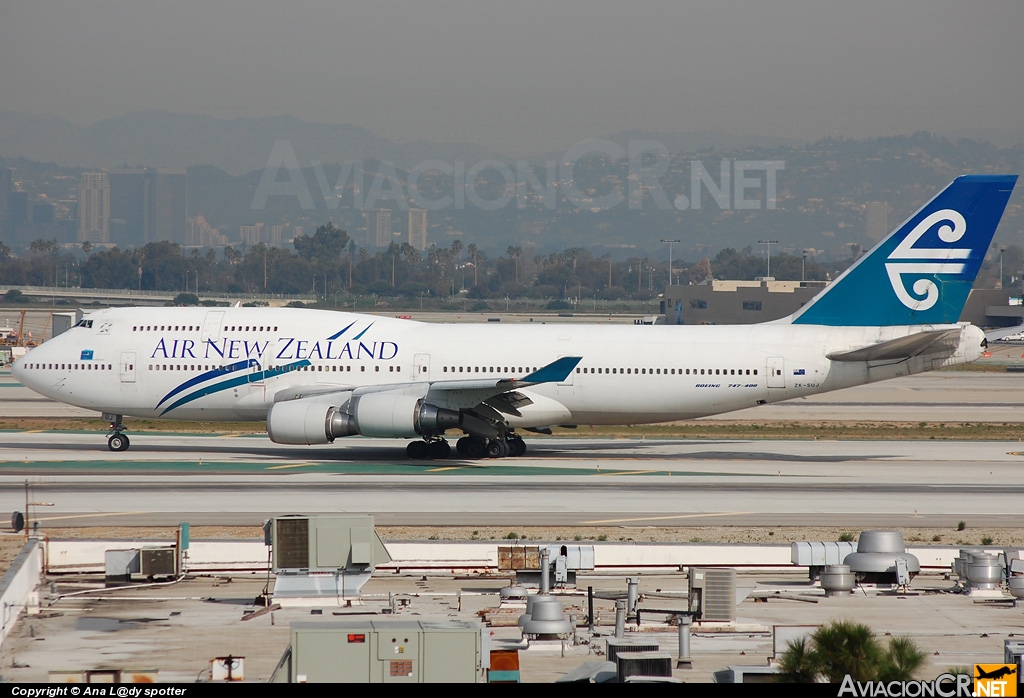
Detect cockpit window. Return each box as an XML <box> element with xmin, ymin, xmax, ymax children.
<box><xmin>73</xmin><ymin>320</ymin><xmax>94</xmax><ymax>328</ymax></box>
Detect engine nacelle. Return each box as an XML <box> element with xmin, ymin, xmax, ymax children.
<box><xmin>350</xmin><ymin>393</ymin><xmax>461</xmax><ymax>437</ymax></box>
<box><xmin>267</xmin><ymin>392</ymin><xmax>461</xmax><ymax>444</ymax></box>
<box><xmin>266</xmin><ymin>394</ymin><xmax>356</xmax><ymax>445</ymax></box>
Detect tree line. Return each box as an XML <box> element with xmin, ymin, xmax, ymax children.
<box><xmin>2</xmin><ymin>224</ymin><xmax>1014</xmax><ymax>303</ymax></box>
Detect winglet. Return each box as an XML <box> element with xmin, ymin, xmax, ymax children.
<box><xmin>522</xmin><ymin>356</ymin><xmax>582</xmax><ymax>384</ymax></box>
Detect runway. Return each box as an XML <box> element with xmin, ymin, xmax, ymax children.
<box><xmin>1</xmin><ymin>430</ymin><xmax>1023</xmax><ymax>528</ymax></box>
<box><xmin>2</xmin><ymin>365</ymin><xmax>1023</xmax><ymax>529</ymax></box>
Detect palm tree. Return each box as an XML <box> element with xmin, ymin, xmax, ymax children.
<box><xmin>812</xmin><ymin>620</ymin><xmax>882</xmax><ymax>683</ymax></box>
<box><xmin>467</xmin><ymin>243</ymin><xmax>478</xmax><ymax>286</ymax></box>
<box><xmin>507</xmin><ymin>245</ymin><xmax>522</xmax><ymax>285</ymax></box>
<box><xmin>775</xmin><ymin>637</ymin><xmax>818</xmax><ymax>683</ymax></box>
<box><xmin>878</xmin><ymin>636</ymin><xmax>926</xmax><ymax>682</ymax></box>
<box><xmin>775</xmin><ymin>620</ymin><xmax>924</xmax><ymax>684</ymax></box>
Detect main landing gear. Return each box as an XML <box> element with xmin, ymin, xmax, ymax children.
<box><xmin>104</xmin><ymin>413</ymin><xmax>130</xmax><ymax>452</ymax></box>
<box><xmin>405</xmin><ymin>433</ymin><xmax>527</xmax><ymax>460</ymax></box>
<box><xmin>406</xmin><ymin>438</ymin><xmax>451</xmax><ymax>460</ymax></box>
<box><xmin>456</xmin><ymin>434</ymin><xmax>526</xmax><ymax>459</ymax></box>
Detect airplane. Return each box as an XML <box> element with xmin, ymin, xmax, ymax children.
<box><xmin>11</xmin><ymin>174</ymin><xmax>1018</xmax><ymax>459</ymax></box>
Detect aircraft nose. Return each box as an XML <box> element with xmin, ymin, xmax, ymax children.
<box><xmin>10</xmin><ymin>353</ymin><xmax>28</xmax><ymax>386</ymax></box>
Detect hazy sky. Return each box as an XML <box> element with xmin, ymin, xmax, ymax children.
<box><xmin>1</xmin><ymin>1</ymin><xmax>1021</xmax><ymax>155</ymax></box>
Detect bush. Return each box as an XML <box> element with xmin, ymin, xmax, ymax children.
<box><xmin>957</xmin><ymin>521</ymin><xmax>966</xmax><ymax>531</ymax></box>
<box><xmin>4</xmin><ymin>289</ymin><xmax>28</xmax><ymax>303</ymax></box>
<box><xmin>171</xmin><ymin>292</ymin><xmax>199</xmax><ymax>306</ymax></box>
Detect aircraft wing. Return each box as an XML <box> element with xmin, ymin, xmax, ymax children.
<box><xmin>826</xmin><ymin>328</ymin><xmax>962</xmax><ymax>362</ymax></box>
<box><xmin>276</xmin><ymin>356</ymin><xmax>582</xmax><ymax>415</ymax></box>
<box><xmin>423</xmin><ymin>356</ymin><xmax>581</xmax><ymax>412</ymax></box>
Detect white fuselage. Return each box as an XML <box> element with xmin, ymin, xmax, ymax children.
<box><xmin>12</xmin><ymin>307</ymin><xmax>982</xmax><ymax>428</ymax></box>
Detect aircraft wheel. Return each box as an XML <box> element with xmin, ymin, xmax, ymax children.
<box><xmin>428</xmin><ymin>440</ymin><xmax>451</xmax><ymax>459</ymax></box>
<box><xmin>464</xmin><ymin>438</ymin><xmax>487</xmax><ymax>459</ymax></box>
<box><xmin>108</xmin><ymin>434</ymin><xmax>129</xmax><ymax>452</ymax></box>
<box><xmin>406</xmin><ymin>440</ymin><xmax>429</xmax><ymax>459</ymax></box>
<box><xmin>508</xmin><ymin>436</ymin><xmax>526</xmax><ymax>457</ymax></box>
<box><xmin>486</xmin><ymin>438</ymin><xmax>509</xmax><ymax>458</ymax></box>
<box><xmin>456</xmin><ymin>437</ymin><xmax>472</xmax><ymax>456</ymax></box>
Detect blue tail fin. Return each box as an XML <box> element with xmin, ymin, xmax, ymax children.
<box><xmin>791</xmin><ymin>174</ymin><xmax>1017</xmax><ymax>326</ymax></box>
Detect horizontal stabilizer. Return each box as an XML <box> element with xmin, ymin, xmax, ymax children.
<box><xmin>826</xmin><ymin>328</ymin><xmax>960</xmax><ymax>362</ymax></box>
<box><xmin>984</xmin><ymin>323</ymin><xmax>1024</xmax><ymax>343</ymax></box>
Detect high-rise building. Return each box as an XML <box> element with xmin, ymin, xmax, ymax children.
<box><xmin>109</xmin><ymin>169</ymin><xmax>187</xmax><ymax>247</ymax></box>
<box><xmin>0</xmin><ymin>169</ymin><xmax>12</xmax><ymax>247</ymax></box>
<box><xmin>239</xmin><ymin>223</ymin><xmax>264</xmax><ymax>245</ymax></box>
<box><xmin>78</xmin><ymin>172</ymin><xmax>110</xmax><ymax>243</ymax></box>
<box><xmin>32</xmin><ymin>203</ymin><xmax>55</xmax><ymax>225</ymax></box>
<box><xmin>365</xmin><ymin>208</ymin><xmax>392</xmax><ymax>247</ymax></box>
<box><xmin>864</xmin><ymin>202</ymin><xmax>889</xmax><ymax>242</ymax></box>
<box><xmin>186</xmin><ymin>214</ymin><xmax>227</xmax><ymax>247</ymax></box>
<box><xmin>408</xmin><ymin>208</ymin><xmax>427</xmax><ymax>251</ymax></box>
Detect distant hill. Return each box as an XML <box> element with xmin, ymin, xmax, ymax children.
<box><xmin>0</xmin><ymin>110</ymin><xmax>507</xmax><ymax>175</ymax></box>
<box><xmin>528</xmin><ymin>129</ymin><xmax>806</xmax><ymax>163</ymax></box>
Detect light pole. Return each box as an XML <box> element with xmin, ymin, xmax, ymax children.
<box><xmin>999</xmin><ymin>247</ymin><xmax>1005</xmax><ymax>289</ymax></box>
<box><xmin>758</xmin><ymin>240</ymin><xmax>778</xmax><ymax>279</ymax></box>
<box><xmin>661</xmin><ymin>239</ymin><xmax>680</xmax><ymax>286</ymax></box>
<box><xmin>801</xmin><ymin>249</ymin><xmax>809</xmax><ymax>284</ymax></box>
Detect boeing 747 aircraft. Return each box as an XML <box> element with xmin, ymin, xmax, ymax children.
<box><xmin>12</xmin><ymin>175</ymin><xmax>1017</xmax><ymax>458</ymax></box>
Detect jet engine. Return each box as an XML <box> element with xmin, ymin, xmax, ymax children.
<box><xmin>266</xmin><ymin>391</ymin><xmax>462</xmax><ymax>445</ymax></box>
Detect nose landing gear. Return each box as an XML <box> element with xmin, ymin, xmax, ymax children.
<box><xmin>104</xmin><ymin>413</ymin><xmax>130</xmax><ymax>452</ymax></box>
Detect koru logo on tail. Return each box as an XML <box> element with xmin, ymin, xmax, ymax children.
<box><xmin>885</xmin><ymin>209</ymin><xmax>970</xmax><ymax>311</ymax></box>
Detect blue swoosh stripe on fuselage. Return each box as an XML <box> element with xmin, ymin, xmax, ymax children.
<box><xmin>352</xmin><ymin>322</ymin><xmax>374</xmax><ymax>340</ymax></box>
<box><xmin>156</xmin><ymin>359</ymin><xmax>258</xmax><ymax>408</ymax></box>
<box><xmin>158</xmin><ymin>359</ymin><xmax>311</xmax><ymax>415</ymax></box>
<box><xmin>328</xmin><ymin>321</ymin><xmax>357</xmax><ymax>341</ymax></box>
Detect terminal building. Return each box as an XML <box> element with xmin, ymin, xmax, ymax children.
<box><xmin>661</xmin><ymin>279</ymin><xmax>1024</xmax><ymax>329</ymax></box>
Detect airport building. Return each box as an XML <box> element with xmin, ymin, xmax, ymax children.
<box><xmin>662</xmin><ymin>279</ymin><xmax>827</xmax><ymax>325</ymax></box>
<box><xmin>662</xmin><ymin>280</ymin><xmax>1024</xmax><ymax>328</ymax></box>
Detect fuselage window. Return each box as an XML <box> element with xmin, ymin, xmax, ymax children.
<box><xmin>361</xmin><ymin>366</ymin><xmax>365</xmax><ymax>372</ymax></box>
<box><xmin>443</xmin><ymin>367</ymin><xmax>448</xmax><ymax>372</ymax></box>
<box><xmin>459</xmin><ymin>367</ymin><xmax>464</xmax><ymax>373</ymax></box>
<box><xmin>375</xmin><ymin>366</ymin><xmax>380</xmax><ymax>372</ymax></box>
<box><xmin>575</xmin><ymin>368</ymin><xmax>580</xmax><ymax>373</ymax></box>
<box><xmin>346</xmin><ymin>366</ymin><xmax>351</xmax><ymax>372</ymax></box>
<box><xmin>753</xmin><ymin>369</ymin><xmax>758</xmax><ymax>375</ymax></box>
